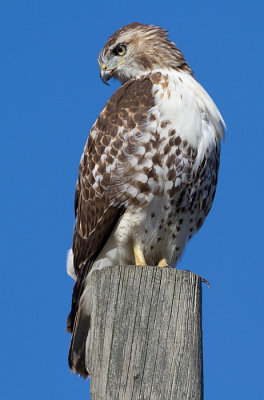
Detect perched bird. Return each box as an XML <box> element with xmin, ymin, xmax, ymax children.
<box><xmin>67</xmin><ymin>22</ymin><xmax>225</xmax><ymax>377</ymax></box>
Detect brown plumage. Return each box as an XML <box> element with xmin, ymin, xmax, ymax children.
<box><xmin>67</xmin><ymin>76</ymin><xmax>155</xmax><ymax>334</ymax></box>
<box><xmin>67</xmin><ymin>22</ymin><xmax>225</xmax><ymax>377</ymax></box>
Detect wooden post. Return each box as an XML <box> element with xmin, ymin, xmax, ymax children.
<box><xmin>87</xmin><ymin>265</ymin><xmax>203</xmax><ymax>400</ymax></box>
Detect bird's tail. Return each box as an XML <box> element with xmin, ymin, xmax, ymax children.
<box><xmin>67</xmin><ymin>262</ymin><xmax>94</xmax><ymax>378</ymax></box>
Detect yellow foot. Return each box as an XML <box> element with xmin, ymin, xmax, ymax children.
<box><xmin>133</xmin><ymin>243</ymin><xmax>147</xmax><ymax>266</ymax></box>
<box><xmin>158</xmin><ymin>258</ymin><xmax>168</xmax><ymax>268</ymax></box>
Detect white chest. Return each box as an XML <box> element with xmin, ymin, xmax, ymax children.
<box><xmin>148</xmin><ymin>70</ymin><xmax>224</xmax><ymax>153</ymax></box>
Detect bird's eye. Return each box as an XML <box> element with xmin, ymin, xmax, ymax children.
<box><xmin>114</xmin><ymin>44</ymin><xmax>126</xmax><ymax>56</ymax></box>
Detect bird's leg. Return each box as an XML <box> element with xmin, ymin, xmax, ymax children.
<box><xmin>133</xmin><ymin>243</ymin><xmax>147</xmax><ymax>266</ymax></box>
<box><xmin>158</xmin><ymin>258</ymin><xmax>168</xmax><ymax>268</ymax></box>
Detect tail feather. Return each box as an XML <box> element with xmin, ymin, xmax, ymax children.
<box><xmin>68</xmin><ymin>312</ymin><xmax>91</xmax><ymax>378</ymax></box>
<box><xmin>67</xmin><ymin>275</ymin><xmax>93</xmax><ymax>378</ymax></box>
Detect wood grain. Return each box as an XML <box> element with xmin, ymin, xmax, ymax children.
<box><xmin>88</xmin><ymin>265</ymin><xmax>203</xmax><ymax>400</ymax></box>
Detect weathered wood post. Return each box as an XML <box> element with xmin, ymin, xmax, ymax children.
<box><xmin>87</xmin><ymin>265</ymin><xmax>203</xmax><ymax>400</ymax></box>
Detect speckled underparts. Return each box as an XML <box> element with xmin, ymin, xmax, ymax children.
<box><xmin>67</xmin><ymin>23</ymin><xmax>225</xmax><ymax>377</ymax></box>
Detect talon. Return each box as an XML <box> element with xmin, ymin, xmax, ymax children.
<box><xmin>158</xmin><ymin>258</ymin><xmax>168</xmax><ymax>268</ymax></box>
<box><xmin>133</xmin><ymin>243</ymin><xmax>147</xmax><ymax>266</ymax></box>
<box><xmin>201</xmin><ymin>277</ymin><xmax>210</xmax><ymax>288</ymax></box>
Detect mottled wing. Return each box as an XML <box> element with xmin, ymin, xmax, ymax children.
<box><xmin>67</xmin><ymin>76</ymin><xmax>156</xmax><ymax>333</ymax></box>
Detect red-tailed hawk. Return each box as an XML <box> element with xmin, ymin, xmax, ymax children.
<box><xmin>67</xmin><ymin>22</ymin><xmax>225</xmax><ymax>377</ymax></box>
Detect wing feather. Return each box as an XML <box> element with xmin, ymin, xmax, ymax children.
<box><xmin>67</xmin><ymin>76</ymin><xmax>155</xmax><ymax>334</ymax></box>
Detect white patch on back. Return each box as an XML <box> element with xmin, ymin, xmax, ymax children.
<box><xmin>67</xmin><ymin>248</ymin><xmax>76</xmax><ymax>280</ymax></box>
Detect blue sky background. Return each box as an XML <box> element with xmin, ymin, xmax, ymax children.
<box><xmin>1</xmin><ymin>1</ymin><xmax>263</xmax><ymax>399</ymax></box>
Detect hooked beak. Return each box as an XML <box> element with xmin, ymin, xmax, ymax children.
<box><xmin>99</xmin><ymin>63</ymin><xmax>114</xmax><ymax>85</ymax></box>
<box><xmin>99</xmin><ymin>58</ymin><xmax>126</xmax><ymax>85</ymax></box>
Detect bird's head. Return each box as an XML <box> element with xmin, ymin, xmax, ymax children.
<box><xmin>98</xmin><ymin>23</ymin><xmax>192</xmax><ymax>85</ymax></box>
